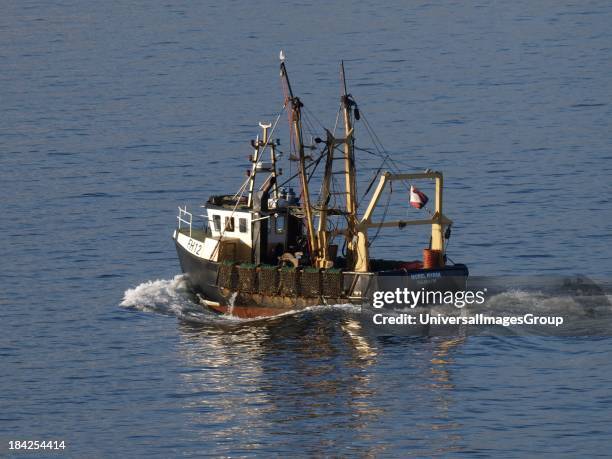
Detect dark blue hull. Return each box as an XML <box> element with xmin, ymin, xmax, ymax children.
<box><xmin>175</xmin><ymin>240</ymin><xmax>469</xmax><ymax>316</ymax></box>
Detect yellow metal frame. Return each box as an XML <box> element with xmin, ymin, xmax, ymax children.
<box><xmin>354</xmin><ymin>171</ymin><xmax>452</xmax><ymax>272</ymax></box>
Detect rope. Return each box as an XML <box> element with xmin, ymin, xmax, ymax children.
<box><xmin>210</xmin><ymin>98</ymin><xmax>284</xmax><ymax>258</ymax></box>
<box><xmin>232</xmin><ymin>176</ymin><xmax>251</xmax><ymax>200</ymax></box>
<box><xmin>258</xmin><ymin>108</ymin><xmax>285</xmax><ymax>159</ymax></box>
<box><xmin>357</xmin><ymin>108</ymin><xmax>435</xmax><ymax>217</ymax></box>
<box><xmin>332</xmin><ymin>106</ymin><xmax>341</xmax><ymax>136</ymax></box>
<box><xmin>368</xmin><ymin>181</ymin><xmax>392</xmax><ymax>247</ymax></box>
<box><xmin>360</xmin><ymin>111</ymin><xmax>419</xmax><ymax>185</ymax></box>
<box><xmin>303</xmin><ymin>105</ymin><xmax>327</xmax><ymax>132</ymax></box>
<box><xmin>277</xmin><ymin>148</ymin><xmax>330</xmax><ymax>188</ymax></box>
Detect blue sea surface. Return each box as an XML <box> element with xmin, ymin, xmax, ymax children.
<box><xmin>1</xmin><ymin>1</ymin><xmax>612</xmax><ymax>457</ymax></box>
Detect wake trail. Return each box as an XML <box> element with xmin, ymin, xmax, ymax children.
<box><xmin>120</xmin><ymin>275</ymin><xmax>359</xmax><ymax>325</ymax></box>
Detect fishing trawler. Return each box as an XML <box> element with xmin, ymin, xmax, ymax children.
<box><xmin>172</xmin><ymin>56</ymin><xmax>468</xmax><ymax>318</ymax></box>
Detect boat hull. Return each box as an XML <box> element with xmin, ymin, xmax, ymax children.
<box><xmin>175</xmin><ymin>239</ymin><xmax>468</xmax><ymax>318</ymax></box>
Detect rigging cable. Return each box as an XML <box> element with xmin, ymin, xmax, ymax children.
<box><xmin>368</xmin><ymin>181</ymin><xmax>392</xmax><ymax>247</ymax></box>
<box><xmin>277</xmin><ymin>148</ymin><xmax>330</xmax><ymax>188</ymax></box>
<box><xmin>357</xmin><ymin>108</ymin><xmax>435</xmax><ymax>217</ymax></box>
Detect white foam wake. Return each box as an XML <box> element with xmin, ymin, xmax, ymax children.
<box><xmin>484</xmin><ymin>289</ymin><xmax>612</xmax><ymax>317</ymax></box>
<box><xmin>120</xmin><ymin>275</ymin><xmax>360</xmax><ymax>324</ymax></box>
<box><xmin>120</xmin><ymin>274</ymin><xmax>198</xmax><ymax>315</ymax></box>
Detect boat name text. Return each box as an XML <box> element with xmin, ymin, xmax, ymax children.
<box><xmin>186</xmin><ymin>238</ymin><xmax>203</xmax><ymax>256</ymax></box>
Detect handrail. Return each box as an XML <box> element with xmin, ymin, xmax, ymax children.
<box><xmin>177</xmin><ymin>206</ymin><xmax>193</xmax><ymax>237</ymax></box>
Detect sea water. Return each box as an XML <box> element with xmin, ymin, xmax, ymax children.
<box><xmin>2</xmin><ymin>1</ymin><xmax>612</xmax><ymax>456</ymax></box>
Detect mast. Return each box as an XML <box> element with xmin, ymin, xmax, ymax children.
<box><xmin>340</xmin><ymin>61</ymin><xmax>363</xmax><ymax>270</ymax></box>
<box><xmin>316</xmin><ymin>131</ymin><xmax>335</xmax><ymax>268</ymax></box>
<box><xmin>258</xmin><ymin>122</ymin><xmax>280</xmax><ymax>200</ymax></box>
<box><xmin>246</xmin><ymin>122</ymin><xmax>279</xmax><ymax>208</ymax></box>
<box><xmin>246</xmin><ymin>133</ymin><xmax>260</xmax><ymax>208</ymax></box>
<box><xmin>280</xmin><ymin>60</ymin><xmax>318</xmax><ymax>262</ymax></box>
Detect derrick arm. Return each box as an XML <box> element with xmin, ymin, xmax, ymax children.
<box><xmin>355</xmin><ymin>171</ymin><xmax>451</xmax><ymax>270</ymax></box>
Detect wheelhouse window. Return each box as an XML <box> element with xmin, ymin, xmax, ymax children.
<box><xmin>213</xmin><ymin>214</ymin><xmax>221</xmax><ymax>231</ymax></box>
<box><xmin>239</xmin><ymin>218</ymin><xmax>247</xmax><ymax>233</ymax></box>
<box><xmin>275</xmin><ymin>214</ymin><xmax>285</xmax><ymax>234</ymax></box>
<box><xmin>225</xmin><ymin>216</ymin><xmax>235</xmax><ymax>232</ymax></box>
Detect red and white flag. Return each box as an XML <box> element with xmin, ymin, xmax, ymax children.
<box><xmin>410</xmin><ymin>185</ymin><xmax>428</xmax><ymax>209</ymax></box>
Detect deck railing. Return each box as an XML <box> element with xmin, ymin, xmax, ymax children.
<box><xmin>177</xmin><ymin>206</ymin><xmax>193</xmax><ymax>237</ymax></box>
